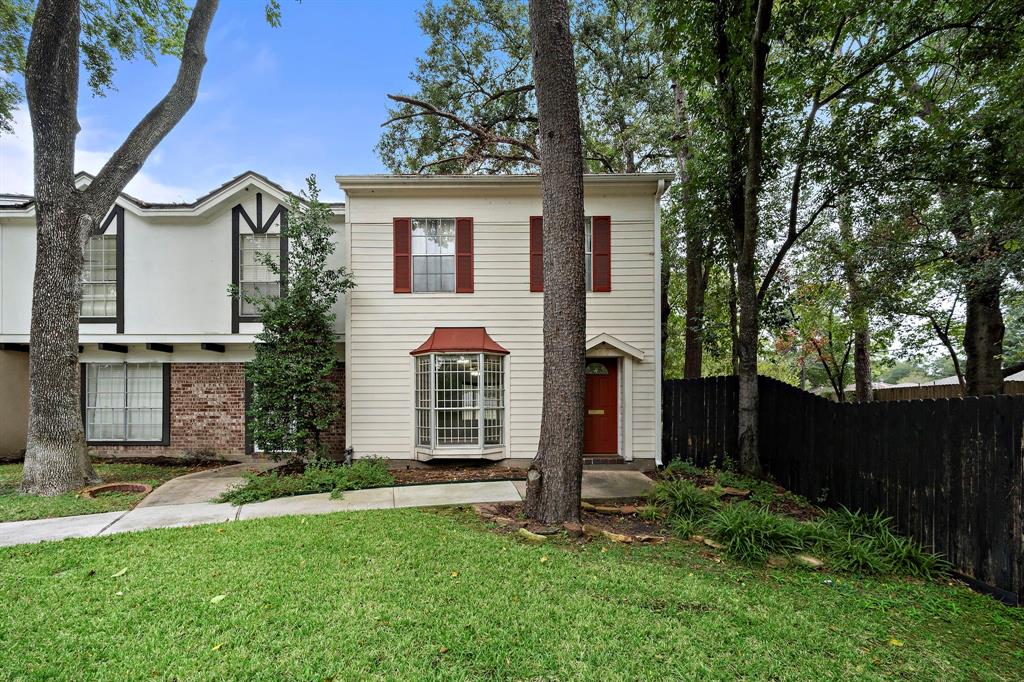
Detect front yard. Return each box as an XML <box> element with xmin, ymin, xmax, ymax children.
<box><xmin>1</xmin><ymin>508</ymin><xmax>1020</xmax><ymax>681</ymax></box>
<box><xmin>0</xmin><ymin>461</ymin><xmax>212</xmax><ymax>522</ymax></box>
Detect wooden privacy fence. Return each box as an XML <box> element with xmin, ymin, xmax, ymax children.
<box><xmin>872</xmin><ymin>382</ymin><xmax>1024</xmax><ymax>402</ymax></box>
<box><xmin>663</xmin><ymin>375</ymin><xmax>1024</xmax><ymax>605</ymax></box>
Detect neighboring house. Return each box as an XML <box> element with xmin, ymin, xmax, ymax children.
<box><xmin>0</xmin><ymin>171</ymin><xmax>670</xmax><ymax>466</ymax></box>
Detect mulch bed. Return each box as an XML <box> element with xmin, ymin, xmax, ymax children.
<box><xmin>391</xmin><ymin>466</ymin><xmax>528</xmax><ymax>485</ymax></box>
<box><xmin>257</xmin><ymin>461</ymin><xmax>529</xmax><ymax>486</ymax></box>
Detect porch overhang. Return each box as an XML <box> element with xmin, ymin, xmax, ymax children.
<box><xmin>585</xmin><ymin>333</ymin><xmax>645</xmax><ymax>361</ymax></box>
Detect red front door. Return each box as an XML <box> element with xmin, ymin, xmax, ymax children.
<box><xmin>584</xmin><ymin>358</ymin><xmax>618</xmax><ymax>454</ymax></box>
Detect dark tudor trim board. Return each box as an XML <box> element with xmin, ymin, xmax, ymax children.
<box><xmin>79</xmin><ymin>362</ymin><xmax>172</xmax><ymax>447</ymax></box>
<box><xmin>80</xmin><ymin>206</ymin><xmax>125</xmax><ymax>334</ymax></box>
<box><xmin>231</xmin><ymin>192</ymin><xmax>289</xmax><ymax>333</ymax></box>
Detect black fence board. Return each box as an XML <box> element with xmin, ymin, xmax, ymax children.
<box><xmin>662</xmin><ymin>376</ymin><xmax>1024</xmax><ymax>605</ymax></box>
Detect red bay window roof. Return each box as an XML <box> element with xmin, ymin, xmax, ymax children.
<box><xmin>410</xmin><ymin>327</ymin><xmax>509</xmax><ymax>356</ymax></box>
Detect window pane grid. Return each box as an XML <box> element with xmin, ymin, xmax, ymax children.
<box><xmin>411</xmin><ymin>218</ymin><xmax>455</xmax><ymax>292</ymax></box>
<box><xmin>585</xmin><ymin>216</ymin><xmax>593</xmax><ymax>292</ymax></box>
<box><xmin>417</xmin><ymin>353</ymin><xmax>504</xmax><ymax>449</ymax></box>
<box><xmin>240</xmin><ymin>234</ymin><xmax>281</xmax><ymax>316</ymax></box>
<box><xmin>81</xmin><ymin>235</ymin><xmax>117</xmax><ymax>317</ymax></box>
<box><xmin>85</xmin><ymin>363</ymin><xmax>163</xmax><ymax>442</ymax></box>
<box><xmin>415</xmin><ymin>356</ymin><xmax>432</xmax><ymax>447</ymax></box>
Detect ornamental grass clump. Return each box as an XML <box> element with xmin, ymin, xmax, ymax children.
<box><xmin>706</xmin><ymin>503</ymin><xmax>805</xmax><ymax>565</ymax></box>
<box><xmin>649</xmin><ymin>479</ymin><xmax>719</xmax><ymax>522</ymax></box>
<box><xmin>815</xmin><ymin>506</ymin><xmax>948</xmax><ymax>579</ymax></box>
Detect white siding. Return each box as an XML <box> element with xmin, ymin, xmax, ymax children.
<box><xmin>0</xmin><ymin>186</ymin><xmax>346</xmax><ymax>342</ymax></box>
<box><xmin>345</xmin><ymin>186</ymin><xmax>660</xmax><ymax>461</ymax></box>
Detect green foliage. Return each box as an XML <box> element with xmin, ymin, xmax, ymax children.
<box><xmin>648</xmin><ymin>479</ymin><xmax>718</xmax><ymax>521</ymax></box>
<box><xmin>217</xmin><ymin>459</ymin><xmax>395</xmax><ymax>505</ymax></box>
<box><xmin>661</xmin><ymin>459</ymin><xmax>702</xmax><ymax>479</ymax></box>
<box><xmin>706</xmin><ymin>504</ymin><xmax>805</xmax><ymax>565</ymax></box>
<box><xmin>816</xmin><ymin>507</ymin><xmax>949</xmax><ymax>579</ymax></box>
<box><xmin>0</xmin><ymin>1</ymin><xmax>283</xmax><ymax>133</ymax></box>
<box><xmin>234</xmin><ymin>175</ymin><xmax>355</xmax><ymax>458</ymax></box>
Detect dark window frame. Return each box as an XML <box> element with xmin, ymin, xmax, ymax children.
<box><xmin>79</xmin><ymin>362</ymin><xmax>171</xmax><ymax>446</ymax></box>
<box><xmin>231</xmin><ymin>192</ymin><xmax>289</xmax><ymax>333</ymax></box>
<box><xmin>79</xmin><ymin>206</ymin><xmax>125</xmax><ymax>333</ymax></box>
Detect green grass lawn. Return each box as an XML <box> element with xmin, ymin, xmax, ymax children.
<box><xmin>0</xmin><ymin>462</ymin><xmax>204</xmax><ymax>522</ymax></box>
<box><xmin>1</xmin><ymin>509</ymin><xmax>1020</xmax><ymax>681</ymax></box>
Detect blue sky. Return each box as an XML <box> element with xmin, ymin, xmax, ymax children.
<box><xmin>0</xmin><ymin>0</ymin><xmax>430</xmax><ymax>202</ymax></box>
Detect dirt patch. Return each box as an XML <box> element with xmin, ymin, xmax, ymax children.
<box><xmin>81</xmin><ymin>482</ymin><xmax>153</xmax><ymax>498</ymax></box>
<box><xmin>477</xmin><ymin>500</ymin><xmax>669</xmax><ymax>539</ymax></box>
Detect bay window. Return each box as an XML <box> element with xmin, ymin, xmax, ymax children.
<box><xmin>415</xmin><ymin>353</ymin><xmax>505</xmax><ymax>450</ymax></box>
<box><xmin>83</xmin><ymin>363</ymin><xmax>167</xmax><ymax>443</ymax></box>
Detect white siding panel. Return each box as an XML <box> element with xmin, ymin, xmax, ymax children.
<box><xmin>346</xmin><ymin>189</ymin><xmax>659</xmax><ymax>461</ymax></box>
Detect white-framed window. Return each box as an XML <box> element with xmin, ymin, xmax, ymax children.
<box><xmin>81</xmin><ymin>235</ymin><xmax>117</xmax><ymax>317</ymax></box>
<box><xmin>84</xmin><ymin>363</ymin><xmax>165</xmax><ymax>442</ymax></box>
<box><xmin>239</xmin><ymin>233</ymin><xmax>281</xmax><ymax>316</ymax></box>
<box><xmin>584</xmin><ymin>216</ymin><xmax>593</xmax><ymax>292</ymax></box>
<box><xmin>415</xmin><ymin>353</ymin><xmax>504</xmax><ymax>449</ymax></box>
<box><xmin>411</xmin><ymin>218</ymin><xmax>455</xmax><ymax>292</ymax></box>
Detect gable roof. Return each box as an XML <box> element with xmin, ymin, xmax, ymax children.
<box><xmin>0</xmin><ymin>171</ymin><xmax>345</xmax><ymax>218</ymax></box>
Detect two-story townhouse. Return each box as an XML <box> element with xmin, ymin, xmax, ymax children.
<box><xmin>0</xmin><ymin>171</ymin><xmax>347</xmax><ymax>460</ymax></box>
<box><xmin>338</xmin><ymin>173</ymin><xmax>671</xmax><ymax>466</ymax></box>
<box><xmin>0</xmin><ymin>171</ymin><xmax>670</xmax><ymax>467</ymax></box>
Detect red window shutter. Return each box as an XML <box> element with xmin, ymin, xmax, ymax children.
<box><xmin>592</xmin><ymin>215</ymin><xmax>611</xmax><ymax>292</ymax></box>
<box><xmin>455</xmin><ymin>217</ymin><xmax>474</xmax><ymax>293</ymax></box>
<box><xmin>529</xmin><ymin>216</ymin><xmax>543</xmax><ymax>292</ymax></box>
<box><xmin>393</xmin><ymin>218</ymin><xmax>412</xmax><ymax>293</ymax></box>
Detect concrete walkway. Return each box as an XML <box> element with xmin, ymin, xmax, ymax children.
<box><xmin>0</xmin><ymin>471</ymin><xmax>653</xmax><ymax>548</ymax></box>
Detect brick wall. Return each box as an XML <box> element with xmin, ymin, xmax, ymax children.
<box><xmin>321</xmin><ymin>365</ymin><xmax>346</xmax><ymax>459</ymax></box>
<box><xmin>90</xmin><ymin>362</ymin><xmax>346</xmax><ymax>461</ymax></box>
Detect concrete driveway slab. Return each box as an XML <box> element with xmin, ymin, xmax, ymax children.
<box><xmin>101</xmin><ymin>501</ymin><xmax>236</xmax><ymax>535</ymax></box>
<box><xmin>393</xmin><ymin>480</ymin><xmax>521</xmax><ymax>508</ymax></box>
<box><xmin>0</xmin><ymin>511</ymin><xmax>125</xmax><ymax>547</ymax></box>
<box><xmin>238</xmin><ymin>487</ymin><xmax>395</xmax><ymax>520</ymax></box>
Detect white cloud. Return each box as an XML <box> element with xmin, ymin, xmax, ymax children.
<box><xmin>0</xmin><ymin>108</ymin><xmax>198</xmax><ymax>203</ymax></box>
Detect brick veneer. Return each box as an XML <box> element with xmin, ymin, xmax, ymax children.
<box><xmin>88</xmin><ymin>362</ymin><xmax>346</xmax><ymax>460</ymax></box>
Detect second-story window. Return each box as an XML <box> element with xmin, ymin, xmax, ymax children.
<box><xmin>412</xmin><ymin>218</ymin><xmax>455</xmax><ymax>292</ymax></box>
<box><xmin>584</xmin><ymin>216</ymin><xmax>593</xmax><ymax>291</ymax></box>
<box><xmin>239</xmin><ymin>233</ymin><xmax>281</xmax><ymax>316</ymax></box>
<box><xmin>81</xmin><ymin>234</ymin><xmax>117</xmax><ymax>317</ymax></box>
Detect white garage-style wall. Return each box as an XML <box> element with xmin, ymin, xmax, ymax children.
<box><xmin>339</xmin><ymin>174</ymin><xmax>670</xmax><ymax>463</ymax></box>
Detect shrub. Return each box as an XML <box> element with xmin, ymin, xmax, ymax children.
<box><xmin>218</xmin><ymin>458</ymin><xmax>395</xmax><ymax>505</ymax></box>
<box><xmin>328</xmin><ymin>458</ymin><xmax>394</xmax><ymax>496</ymax></box>
<box><xmin>217</xmin><ymin>472</ymin><xmax>309</xmax><ymax>505</ymax></box>
<box><xmin>706</xmin><ymin>503</ymin><xmax>805</xmax><ymax>564</ymax></box>
<box><xmin>649</xmin><ymin>479</ymin><xmax>718</xmax><ymax>521</ymax></box>
<box><xmin>662</xmin><ymin>460</ymin><xmax>702</xmax><ymax>478</ymax></box>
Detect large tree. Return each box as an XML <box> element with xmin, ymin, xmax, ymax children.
<box><xmin>523</xmin><ymin>0</ymin><xmax>587</xmax><ymax>524</ymax></box>
<box><xmin>7</xmin><ymin>0</ymin><xmax>231</xmax><ymax>495</ymax></box>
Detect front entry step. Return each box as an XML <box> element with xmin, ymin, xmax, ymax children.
<box><xmin>583</xmin><ymin>455</ymin><xmax>625</xmax><ymax>466</ymax></box>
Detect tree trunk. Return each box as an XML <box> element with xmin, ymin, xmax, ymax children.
<box><xmin>944</xmin><ymin>189</ymin><xmax>1005</xmax><ymax>396</ymax></box>
<box><xmin>736</xmin><ymin>0</ymin><xmax>773</xmax><ymax>477</ymax></box>
<box><xmin>963</xmin><ymin>282</ymin><xmax>1004</xmax><ymax>395</ymax></box>
<box><xmin>672</xmin><ymin>82</ymin><xmax>705</xmax><ymax>379</ymax></box>
<box><xmin>21</xmin><ymin>0</ymin><xmax>217</xmax><ymax>495</ymax></box>
<box><xmin>838</xmin><ymin>196</ymin><xmax>872</xmax><ymax>402</ymax></box>
<box><xmin>524</xmin><ymin>0</ymin><xmax>586</xmax><ymax>524</ymax></box>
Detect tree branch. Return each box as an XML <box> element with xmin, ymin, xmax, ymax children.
<box><xmin>84</xmin><ymin>0</ymin><xmax>218</xmax><ymax>214</ymax></box>
<box><xmin>757</xmin><ymin>193</ymin><xmax>834</xmax><ymax>304</ymax></box>
<box><xmin>385</xmin><ymin>93</ymin><xmax>539</xmax><ymax>159</ymax></box>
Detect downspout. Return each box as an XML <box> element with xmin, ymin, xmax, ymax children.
<box><xmin>654</xmin><ymin>178</ymin><xmax>667</xmax><ymax>466</ymax></box>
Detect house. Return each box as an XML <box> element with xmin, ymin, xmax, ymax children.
<box><xmin>0</xmin><ymin>171</ymin><xmax>670</xmax><ymax>467</ymax></box>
